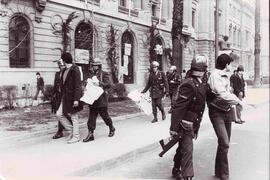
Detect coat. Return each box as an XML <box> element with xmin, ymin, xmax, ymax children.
<box><xmin>88</xmin><ymin>69</ymin><xmax>111</xmax><ymax>108</ymax></box>
<box><xmin>232</xmin><ymin>74</ymin><xmax>245</xmax><ymax>98</ymax></box>
<box><xmin>142</xmin><ymin>70</ymin><xmax>169</xmax><ymax>99</ymax></box>
<box><xmin>166</xmin><ymin>71</ymin><xmax>181</xmax><ymax>94</ymax></box>
<box><xmin>170</xmin><ymin>77</ymin><xmax>208</xmax><ymax>135</ymax></box>
<box><xmin>61</xmin><ymin>64</ymin><xmax>83</xmax><ymax>114</ymax></box>
<box><xmin>51</xmin><ymin>71</ymin><xmax>62</xmax><ymax>113</ymax></box>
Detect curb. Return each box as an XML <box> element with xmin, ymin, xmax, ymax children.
<box><xmin>69</xmin><ymin>142</ymin><xmax>160</xmax><ymax>177</ymax></box>
<box><xmin>0</xmin><ymin>111</ymin><xmax>148</xmax><ymax>147</ymax></box>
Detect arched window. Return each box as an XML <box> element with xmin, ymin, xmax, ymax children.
<box><xmin>9</xmin><ymin>15</ymin><xmax>31</xmax><ymax>68</ymax></box>
<box><xmin>75</xmin><ymin>22</ymin><xmax>93</xmax><ymax>80</ymax></box>
<box><xmin>121</xmin><ymin>31</ymin><xmax>134</xmax><ymax>84</ymax></box>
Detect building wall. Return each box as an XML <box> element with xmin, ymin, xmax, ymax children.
<box><xmin>0</xmin><ymin>0</ymin><xmax>173</xmax><ymax>95</ymax></box>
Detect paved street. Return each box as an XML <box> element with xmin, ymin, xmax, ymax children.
<box><xmin>90</xmin><ymin>103</ymin><xmax>269</xmax><ymax>180</ymax></box>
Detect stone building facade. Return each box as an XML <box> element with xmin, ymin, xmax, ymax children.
<box><xmin>0</xmin><ymin>0</ymin><xmax>263</xmax><ymax>107</ymax></box>
<box><xmin>0</xmin><ymin>0</ymin><xmax>174</xmax><ymax>106</ymax></box>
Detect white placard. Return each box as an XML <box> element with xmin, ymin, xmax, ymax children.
<box><xmin>75</xmin><ymin>49</ymin><xmax>89</xmax><ymax>64</ymax></box>
<box><xmin>80</xmin><ymin>78</ymin><xmax>104</xmax><ymax>105</ymax></box>
<box><xmin>124</xmin><ymin>43</ymin><xmax>131</xmax><ymax>56</ymax></box>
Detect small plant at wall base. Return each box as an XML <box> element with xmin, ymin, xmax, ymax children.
<box><xmin>106</xmin><ymin>24</ymin><xmax>119</xmax><ymax>84</ymax></box>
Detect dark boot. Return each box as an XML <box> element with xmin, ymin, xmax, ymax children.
<box><xmin>108</xmin><ymin>126</ymin><xmax>115</xmax><ymax>137</ymax></box>
<box><xmin>83</xmin><ymin>131</ymin><xmax>94</xmax><ymax>142</ymax></box>
<box><xmin>161</xmin><ymin>109</ymin><xmax>166</xmax><ymax>120</ymax></box>
<box><xmin>152</xmin><ymin>113</ymin><xmax>158</xmax><ymax>123</ymax></box>
<box><xmin>183</xmin><ymin>177</ymin><xmax>192</xmax><ymax>180</ymax></box>
<box><xmin>52</xmin><ymin>131</ymin><xmax>63</xmax><ymax>139</ymax></box>
<box><xmin>172</xmin><ymin>167</ymin><xmax>182</xmax><ymax>179</ymax></box>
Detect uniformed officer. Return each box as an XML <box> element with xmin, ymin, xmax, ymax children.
<box><xmin>166</xmin><ymin>65</ymin><xmax>182</xmax><ymax>113</ymax></box>
<box><xmin>170</xmin><ymin>55</ymin><xmax>209</xmax><ymax>180</ymax></box>
<box><xmin>83</xmin><ymin>59</ymin><xmax>115</xmax><ymax>142</ymax></box>
<box><xmin>141</xmin><ymin>61</ymin><xmax>169</xmax><ymax>123</ymax></box>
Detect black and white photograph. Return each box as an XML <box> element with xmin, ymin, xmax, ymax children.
<box><xmin>0</xmin><ymin>0</ymin><xmax>269</xmax><ymax>180</ymax></box>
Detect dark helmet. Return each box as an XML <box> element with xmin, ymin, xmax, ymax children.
<box><xmin>237</xmin><ymin>65</ymin><xmax>244</xmax><ymax>72</ymax></box>
<box><xmin>190</xmin><ymin>55</ymin><xmax>208</xmax><ymax>76</ymax></box>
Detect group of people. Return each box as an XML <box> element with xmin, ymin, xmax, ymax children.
<box><xmin>46</xmin><ymin>51</ymin><xmax>245</xmax><ymax>179</ymax></box>
<box><xmin>50</xmin><ymin>52</ymin><xmax>115</xmax><ymax>144</ymax></box>
<box><xmin>168</xmin><ymin>54</ymin><xmax>246</xmax><ymax>180</ymax></box>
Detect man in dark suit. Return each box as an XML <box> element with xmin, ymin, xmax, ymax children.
<box><xmin>58</xmin><ymin>52</ymin><xmax>83</xmax><ymax>144</ymax></box>
<box><xmin>51</xmin><ymin>59</ymin><xmax>71</xmax><ymax>139</ymax></box>
<box><xmin>232</xmin><ymin>65</ymin><xmax>245</xmax><ymax>100</ymax></box>
<box><xmin>166</xmin><ymin>65</ymin><xmax>182</xmax><ymax>113</ymax></box>
<box><xmin>83</xmin><ymin>59</ymin><xmax>115</xmax><ymax>142</ymax></box>
<box><xmin>141</xmin><ymin>61</ymin><xmax>169</xmax><ymax>123</ymax></box>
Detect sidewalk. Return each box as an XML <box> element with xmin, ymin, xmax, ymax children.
<box><xmin>0</xmin><ymin>86</ymin><xmax>268</xmax><ymax>179</ymax></box>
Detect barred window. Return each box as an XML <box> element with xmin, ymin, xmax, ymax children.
<box><xmin>9</xmin><ymin>15</ymin><xmax>30</xmax><ymax>68</ymax></box>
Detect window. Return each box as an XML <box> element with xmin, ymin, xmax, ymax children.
<box><xmin>75</xmin><ymin>22</ymin><xmax>93</xmax><ymax>81</ymax></box>
<box><xmin>121</xmin><ymin>31</ymin><xmax>134</xmax><ymax>84</ymax></box>
<box><xmin>119</xmin><ymin>0</ymin><xmax>126</xmax><ymax>7</ymax></box>
<box><xmin>151</xmin><ymin>3</ymin><xmax>157</xmax><ymax>17</ymax></box>
<box><xmin>9</xmin><ymin>15</ymin><xmax>31</xmax><ymax>68</ymax></box>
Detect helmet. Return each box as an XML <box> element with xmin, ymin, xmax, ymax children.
<box><xmin>151</xmin><ymin>61</ymin><xmax>159</xmax><ymax>68</ymax></box>
<box><xmin>170</xmin><ymin>65</ymin><xmax>177</xmax><ymax>71</ymax></box>
<box><xmin>190</xmin><ymin>55</ymin><xmax>208</xmax><ymax>76</ymax></box>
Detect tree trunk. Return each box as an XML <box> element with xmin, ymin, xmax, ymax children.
<box><xmin>171</xmin><ymin>0</ymin><xmax>183</xmax><ymax>72</ymax></box>
<box><xmin>254</xmin><ymin>0</ymin><xmax>261</xmax><ymax>87</ymax></box>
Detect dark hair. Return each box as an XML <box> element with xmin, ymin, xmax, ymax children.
<box><xmin>36</xmin><ymin>72</ymin><xmax>40</xmax><ymax>75</ymax></box>
<box><xmin>237</xmin><ymin>65</ymin><xmax>244</xmax><ymax>72</ymax></box>
<box><xmin>216</xmin><ymin>54</ymin><xmax>233</xmax><ymax>70</ymax></box>
<box><xmin>61</xmin><ymin>52</ymin><xmax>73</xmax><ymax>64</ymax></box>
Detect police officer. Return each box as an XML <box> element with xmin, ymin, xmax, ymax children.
<box><xmin>83</xmin><ymin>59</ymin><xmax>115</xmax><ymax>142</ymax></box>
<box><xmin>166</xmin><ymin>65</ymin><xmax>182</xmax><ymax>113</ymax></box>
<box><xmin>170</xmin><ymin>55</ymin><xmax>208</xmax><ymax>180</ymax></box>
<box><xmin>141</xmin><ymin>61</ymin><xmax>169</xmax><ymax>123</ymax></box>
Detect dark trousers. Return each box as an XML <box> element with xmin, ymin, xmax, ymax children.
<box><xmin>34</xmin><ymin>87</ymin><xmax>45</xmax><ymax>100</ymax></box>
<box><xmin>87</xmin><ymin>106</ymin><xmax>113</xmax><ymax>131</ymax></box>
<box><xmin>173</xmin><ymin>124</ymin><xmax>194</xmax><ymax>178</ymax></box>
<box><xmin>151</xmin><ymin>97</ymin><xmax>165</xmax><ymax>118</ymax></box>
<box><xmin>209</xmin><ymin>108</ymin><xmax>232</xmax><ymax>180</ymax></box>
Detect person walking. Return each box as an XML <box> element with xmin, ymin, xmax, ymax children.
<box><xmin>34</xmin><ymin>72</ymin><xmax>46</xmax><ymax>101</ymax></box>
<box><xmin>207</xmin><ymin>53</ymin><xmax>244</xmax><ymax>180</ymax></box>
<box><xmin>57</xmin><ymin>52</ymin><xmax>83</xmax><ymax>144</ymax></box>
<box><xmin>170</xmin><ymin>55</ymin><xmax>209</xmax><ymax>180</ymax></box>
<box><xmin>232</xmin><ymin>65</ymin><xmax>245</xmax><ymax>100</ymax></box>
<box><xmin>83</xmin><ymin>59</ymin><xmax>115</xmax><ymax>142</ymax></box>
<box><xmin>141</xmin><ymin>61</ymin><xmax>169</xmax><ymax>123</ymax></box>
<box><xmin>166</xmin><ymin>65</ymin><xmax>181</xmax><ymax>113</ymax></box>
<box><xmin>51</xmin><ymin>59</ymin><xmax>71</xmax><ymax>139</ymax></box>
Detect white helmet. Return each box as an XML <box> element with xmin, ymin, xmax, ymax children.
<box><xmin>151</xmin><ymin>61</ymin><xmax>159</xmax><ymax>68</ymax></box>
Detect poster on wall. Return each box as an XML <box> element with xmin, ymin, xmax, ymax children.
<box><xmin>75</xmin><ymin>49</ymin><xmax>89</xmax><ymax>64</ymax></box>
<box><xmin>124</xmin><ymin>43</ymin><xmax>131</xmax><ymax>56</ymax></box>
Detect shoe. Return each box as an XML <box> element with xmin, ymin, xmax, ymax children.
<box><xmin>108</xmin><ymin>126</ymin><xmax>115</xmax><ymax>137</ymax></box>
<box><xmin>168</xmin><ymin>109</ymin><xmax>172</xmax><ymax>114</ymax></box>
<box><xmin>235</xmin><ymin>119</ymin><xmax>244</xmax><ymax>124</ymax></box>
<box><xmin>52</xmin><ymin>132</ymin><xmax>63</xmax><ymax>139</ymax></box>
<box><xmin>83</xmin><ymin>132</ymin><xmax>94</xmax><ymax>142</ymax></box>
<box><xmin>172</xmin><ymin>167</ymin><xmax>182</xmax><ymax>179</ymax></box>
<box><xmin>67</xmin><ymin>137</ymin><xmax>80</xmax><ymax>144</ymax></box>
<box><xmin>162</xmin><ymin>113</ymin><xmax>166</xmax><ymax>120</ymax></box>
<box><xmin>151</xmin><ymin>119</ymin><xmax>158</xmax><ymax>123</ymax></box>
<box><xmin>183</xmin><ymin>177</ymin><xmax>192</xmax><ymax>180</ymax></box>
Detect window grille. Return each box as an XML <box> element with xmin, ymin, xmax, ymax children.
<box><xmin>9</xmin><ymin>15</ymin><xmax>30</xmax><ymax>68</ymax></box>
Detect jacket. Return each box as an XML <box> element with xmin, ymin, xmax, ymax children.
<box><xmin>142</xmin><ymin>70</ymin><xmax>169</xmax><ymax>99</ymax></box>
<box><xmin>60</xmin><ymin>64</ymin><xmax>83</xmax><ymax>114</ymax></box>
<box><xmin>88</xmin><ymin>69</ymin><xmax>112</xmax><ymax>108</ymax></box>
<box><xmin>170</xmin><ymin>77</ymin><xmax>208</xmax><ymax>135</ymax></box>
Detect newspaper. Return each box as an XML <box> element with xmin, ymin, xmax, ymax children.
<box><xmin>128</xmin><ymin>89</ymin><xmax>152</xmax><ymax>115</ymax></box>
